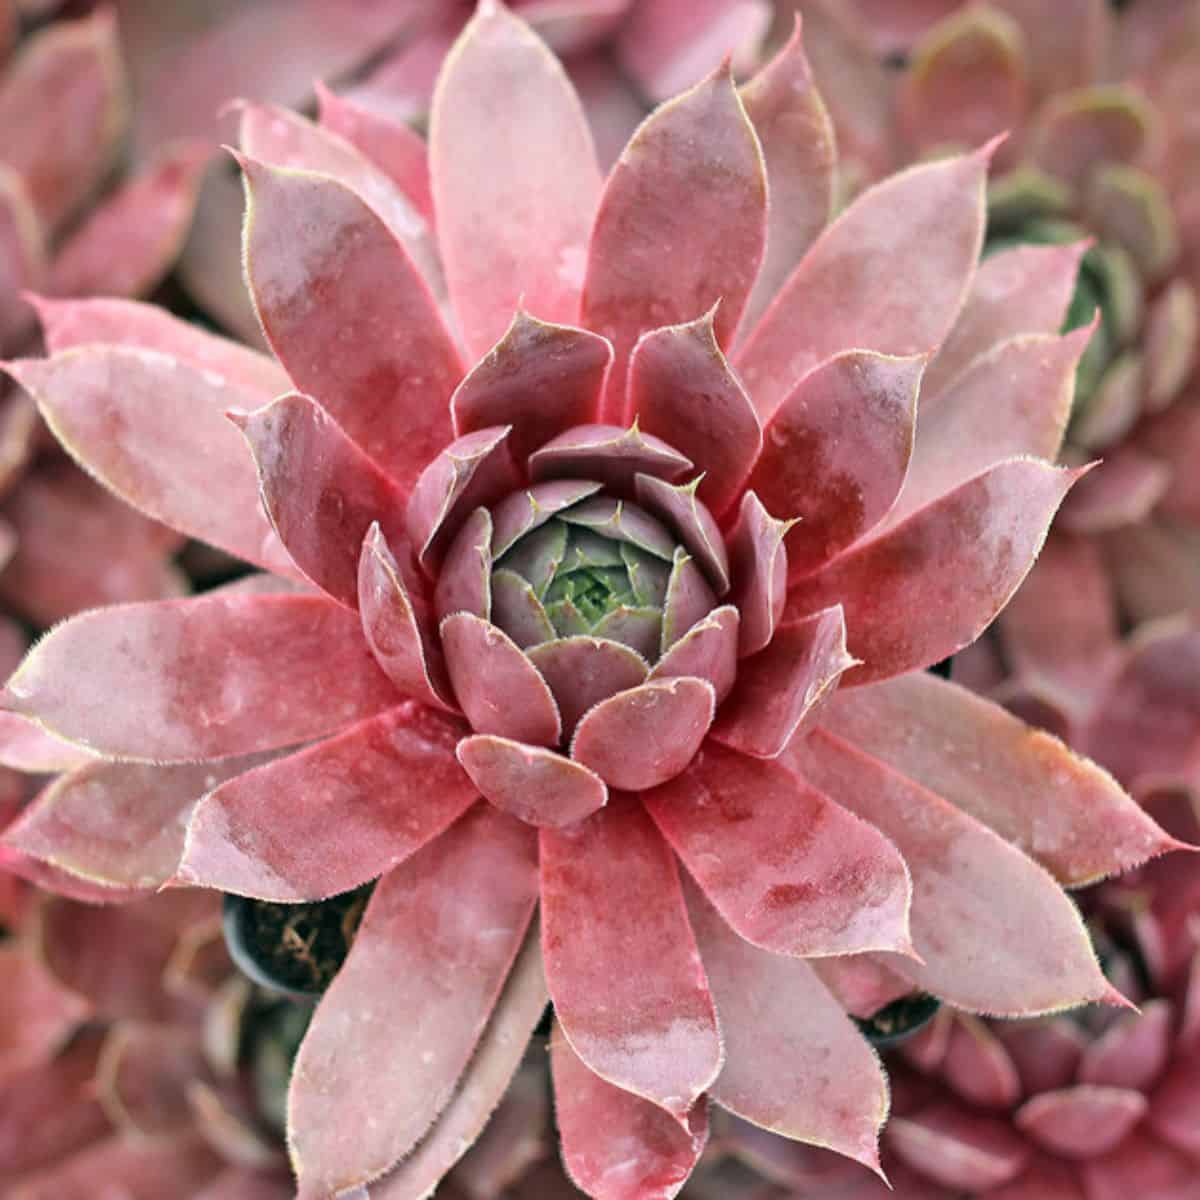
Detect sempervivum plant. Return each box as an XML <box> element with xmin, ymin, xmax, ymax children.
<box><xmin>0</xmin><ymin>887</ymin><xmax>294</xmax><ymax>1199</ymax></box>
<box><xmin>0</xmin><ymin>5</ymin><xmax>211</xmax><ymax>628</ymax></box>
<box><xmin>800</xmin><ymin>796</ymin><xmax>1200</xmax><ymax>1200</ymax></box>
<box><xmin>795</xmin><ymin>0</ymin><xmax>1200</xmax><ymax>632</ymax></box>
<box><xmin>0</xmin><ymin>4</ymin><xmax>1184</xmax><ymax>1197</ymax></box>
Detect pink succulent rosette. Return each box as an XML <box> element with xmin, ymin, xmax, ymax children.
<box><xmin>795</xmin><ymin>795</ymin><xmax>1200</xmax><ymax>1200</ymax></box>
<box><xmin>0</xmin><ymin>4</ymin><xmax>216</xmax><ymax>627</ymax></box>
<box><xmin>0</xmin><ymin>5</ymin><xmax>1184</xmax><ymax>1198</ymax></box>
<box><xmin>0</xmin><ymin>886</ymin><xmax>293</xmax><ymax>1199</ymax></box>
<box><xmin>793</xmin><ymin>0</ymin><xmax>1200</xmax><ymax>635</ymax></box>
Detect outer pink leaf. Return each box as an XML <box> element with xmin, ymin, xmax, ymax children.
<box><xmin>616</xmin><ymin>0</ymin><xmax>769</xmax><ymax>101</ymax></box>
<box><xmin>923</xmin><ymin>242</ymin><xmax>1088</xmax><ymax>400</ymax></box>
<box><xmin>627</xmin><ymin>310</ymin><xmax>761</xmax><ymax>517</ymax></box>
<box><xmin>0</xmin><ymin>463</ymin><xmax>185</xmax><ymax>628</ymax></box>
<box><xmin>31</xmin><ymin>295</ymin><xmax>290</xmax><ymax>398</ymax></box>
<box><xmin>240</xmin><ymin>154</ymin><xmax>460</xmax><ymax>493</ymax></box>
<box><xmin>893</xmin><ymin>329</ymin><xmax>1090</xmax><ymax>524</ymax></box>
<box><xmin>3</xmin><ymin>348</ymin><xmax>292</xmax><ymax>575</ymax></box>
<box><xmin>551</xmin><ymin>1024</ymin><xmax>709</xmax><ymax>1200</ymax></box>
<box><xmin>237</xmin><ymin>101</ymin><xmax>440</xmax><ymax>287</ymax></box>
<box><xmin>540</xmin><ymin>800</ymin><xmax>722</xmax><ymax>1119</ymax></box>
<box><xmin>360</xmin><ymin>524</ymin><xmax>457</xmax><ymax>712</ymax></box>
<box><xmin>940</xmin><ymin>1016</ymin><xmax>1022</xmax><ymax>1109</ymax></box>
<box><xmin>430</xmin><ymin>2</ymin><xmax>601</xmax><ymax>356</ymax></box>
<box><xmin>789</xmin><ymin>729</ymin><xmax>1118</xmax><ymax>1016</ymax></box>
<box><xmin>178</xmin><ymin>705</ymin><xmax>474</xmax><ymax>902</ymax></box>
<box><xmin>3</xmin><ymin>756</ymin><xmax>267</xmax><ymax>896</ymax></box>
<box><xmin>785</xmin><ymin>459</ymin><xmax>1081</xmax><ymax>684</ymax></box>
<box><xmin>711</xmin><ymin>606</ymin><xmax>855</xmax><ymax>758</ymax></box>
<box><xmin>0</xmin><ymin>10</ymin><xmax>126</xmax><ymax>234</ymax></box>
<box><xmin>368</xmin><ymin>927</ymin><xmax>549</xmax><ymax>1200</ymax></box>
<box><xmin>738</xmin><ymin>19</ymin><xmax>837</xmax><ymax>335</ymax></box>
<box><xmin>820</xmin><ymin>671</ymin><xmax>1180</xmax><ymax>887</ymax></box>
<box><xmin>686</xmin><ymin>879</ymin><xmax>888</xmax><ymax>1174</ymax></box>
<box><xmin>737</xmin><ymin>144</ymin><xmax>992</xmax><ymax>416</ymax></box>
<box><xmin>457</xmin><ymin>736</ymin><xmax>606</xmax><ymax>829</ymax></box>
<box><xmin>440</xmin><ymin>613</ymin><xmax>562</xmax><ymax>747</ymax></box>
<box><xmin>1081</xmin><ymin>1128</ymin><xmax>1200</xmax><ymax>1200</ymax></box>
<box><xmin>451</xmin><ymin>311</ymin><xmax>612</xmax><ymax>465</ymax></box>
<box><xmin>643</xmin><ymin>741</ymin><xmax>912</xmax><ymax>958</ymax></box>
<box><xmin>0</xmin><ymin>947</ymin><xmax>89</xmax><ymax>1080</ymax></box>
<box><xmin>289</xmin><ymin>805</ymin><xmax>537</xmax><ymax>1199</ymax></box>
<box><xmin>570</xmin><ymin>677</ymin><xmax>714</xmax><ymax>790</ymax></box>
<box><xmin>315</xmin><ymin>83</ymin><xmax>434</xmax><ymax>223</ymax></box>
<box><xmin>0</xmin><ymin>594</ymin><xmax>397</xmax><ymax>762</ymax></box>
<box><xmin>48</xmin><ymin>140</ymin><xmax>210</xmax><ymax>300</ymax></box>
<box><xmin>582</xmin><ymin>63</ymin><xmax>767</xmax><ymax>420</ymax></box>
<box><xmin>0</xmin><ymin>712</ymin><xmax>95</xmax><ymax>773</ymax></box>
<box><xmin>745</xmin><ymin>350</ymin><xmax>923</xmax><ymax>576</ymax></box>
<box><xmin>8</xmin><ymin>1132</ymin><xmax>222</xmax><ymax>1200</ymax></box>
<box><xmin>234</xmin><ymin>394</ymin><xmax>407</xmax><ymax>608</ymax></box>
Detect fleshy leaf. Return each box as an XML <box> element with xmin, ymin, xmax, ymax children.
<box><xmin>430</xmin><ymin>2</ymin><xmax>601</xmax><ymax>355</ymax></box>
<box><xmin>634</xmin><ymin>475</ymin><xmax>730</xmax><ymax>594</ymax></box>
<box><xmin>789</xmin><ymin>729</ymin><xmax>1119</xmax><ymax>1015</ymax></box>
<box><xmin>643</xmin><ymin>741</ymin><xmax>913</xmax><ymax>958</ymax></box>
<box><xmin>366</xmin><ymin>926</ymin><xmax>549</xmax><ymax>1200</ymax></box>
<box><xmin>727</xmin><ymin>491</ymin><xmax>790</xmax><ymax>657</ymax></box>
<box><xmin>47</xmin><ymin>140</ymin><xmax>210</xmax><ymax>300</ymax></box>
<box><xmin>31</xmin><ymin>295</ymin><xmax>290</xmax><ymax>398</ymax></box>
<box><xmin>738</xmin><ymin>19</ymin><xmax>837</xmax><ymax>335</ymax></box>
<box><xmin>435</xmin><ymin>507</ymin><xmax>493</xmax><ymax>623</ymax></box>
<box><xmin>529</xmin><ymin>423</ymin><xmax>692</xmax><ymax>493</ymax></box>
<box><xmin>4</xmin><ymin>349</ymin><xmax>293</xmax><ymax>575</ymax></box>
<box><xmin>0</xmin><ymin>946</ymin><xmax>90</xmax><ymax>1079</ymax></box>
<box><xmin>785</xmin><ymin>459</ymin><xmax>1082</xmax><ymax>684</ymax></box>
<box><xmin>570</xmin><ymin>677</ymin><xmax>714</xmax><ymax>790</ymax></box>
<box><xmin>821</xmin><ymin>671</ymin><xmax>1183</xmax><ymax>887</ymax></box>
<box><xmin>0</xmin><ymin>594</ymin><xmax>397</xmax><ymax>762</ymax></box>
<box><xmin>178</xmin><ymin>705</ymin><xmax>474</xmax><ymax>902</ymax></box>
<box><xmin>686</xmin><ymin>878</ymin><xmax>888</xmax><ymax>1174</ymax></box>
<box><xmin>452</xmin><ymin>311</ymin><xmax>612</xmax><ymax>465</ymax></box>
<box><xmin>745</xmin><ymin>350</ymin><xmax>923</xmax><ymax>577</ymax></box>
<box><xmin>923</xmin><ymin>242</ymin><xmax>1087</xmax><ymax>400</ymax></box>
<box><xmin>0</xmin><ymin>9</ymin><xmax>127</xmax><ymax>234</ymax></box>
<box><xmin>711</xmin><ymin>606</ymin><xmax>855</xmax><ymax>758</ymax></box>
<box><xmin>893</xmin><ymin>330</ymin><xmax>1089</xmax><ymax>524</ymax></box>
<box><xmin>239</xmin><ymin>153</ymin><xmax>461</xmax><ymax>494</ymax></box>
<box><xmin>551</xmin><ymin>1023</ymin><xmax>709</xmax><ymax>1200</ymax></box>
<box><xmin>289</xmin><ymin>805</ymin><xmax>537</xmax><ymax>1199</ymax></box>
<box><xmin>406</xmin><ymin>427</ymin><xmax>518</xmax><ymax>572</ymax></box>
<box><xmin>582</xmin><ymin>63</ymin><xmax>767</xmax><ymax>420</ymax></box>
<box><xmin>457</xmin><ymin>736</ymin><xmax>607</xmax><ymax>828</ymax></box>
<box><xmin>541</xmin><ymin>800</ymin><xmax>722</xmax><ymax>1118</ymax></box>
<box><xmin>628</xmin><ymin>311</ymin><xmax>761</xmax><ymax>518</ymax></box>
<box><xmin>440</xmin><ymin>613</ymin><xmax>562</xmax><ymax>747</ymax></box>
<box><xmin>235</xmin><ymin>394</ymin><xmax>408</xmax><ymax>608</ymax></box>
<box><xmin>648</xmin><ymin>605</ymin><xmax>739</xmax><ymax>704</ymax></box>
<box><xmin>737</xmin><ymin>143</ymin><xmax>992</xmax><ymax>417</ymax></box>
<box><xmin>359</xmin><ymin>524</ymin><xmax>456</xmax><ymax>712</ymax></box>
<box><xmin>526</xmin><ymin>636</ymin><xmax>649</xmax><ymax>739</ymax></box>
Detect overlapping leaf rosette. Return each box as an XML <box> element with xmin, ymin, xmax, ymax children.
<box><xmin>0</xmin><ymin>886</ymin><xmax>295</xmax><ymax>1199</ymax></box>
<box><xmin>0</xmin><ymin>4</ymin><xmax>214</xmax><ymax>628</ymax></box>
<box><xmin>0</xmin><ymin>5</ymin><xmax>1184</xmax><ymax>1198</ymax></box>
<box><xmin>792</xmin><ymin>0</ymin><xmax>1200</xmax><ymax>634</ymax></box>
<box><xmin>792</xmin><ymin>797</ymin><xmax>1200</xmax><ymax>1199</ymax></box>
